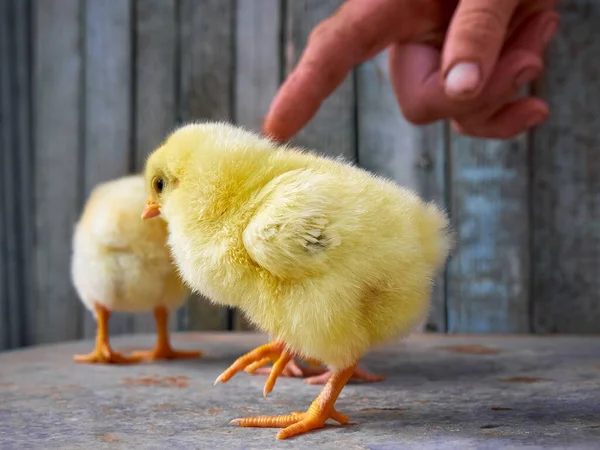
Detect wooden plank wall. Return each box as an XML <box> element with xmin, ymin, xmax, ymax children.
<box><xmin>0</xmin><ymin>0</ymin><xmax>599</xmax><ymax>351</ymax></box>
<box><xmin>532</xmin><ymin>0</ymin><xmax>600</xmax><ymax>333</ymax></box>
<box><xmin>0</xmin><ymin>0</ymin><xmax>34</xmax><ymax>349</ymax></box>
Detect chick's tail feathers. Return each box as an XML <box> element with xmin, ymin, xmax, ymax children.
<box><xmin>418</xmin><ymin>202</ymin><xmax>454</xmax><ymax>270</ymax></box>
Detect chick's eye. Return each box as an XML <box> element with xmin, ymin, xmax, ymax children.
<box><xmin>153</xmin><ymin>178</ymin><xmax>164</xmax><ymax>194</ymax></box>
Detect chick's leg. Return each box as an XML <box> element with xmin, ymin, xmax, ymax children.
<box><xmin>231</xmin><ymin>363</ymin><xmax>356</xmax><ymax>440</ymax></box>
<box><xmin>74</xmin><ymin>304</ymin><xmax>141</xmax><ymax>364</ymax></box>
<box><xmin>132</xmin><ymin>306</ymin><xmax>202</xmax><ymax>360</ymax></box>
<box><xmin>253</xmin><ymin>358</ymin><xmax>385</xmax><ymax>385</ymax></box>
<box><xmin>215</xmin><ymin>341</ymin><xmax>293</xmax><ymax>397</ymax></box>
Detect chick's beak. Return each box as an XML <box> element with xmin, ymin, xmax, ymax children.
<box><xmin>141</xmin><ymin>201</ymin><xmax>161</xmax><ymax>220</ymax></box>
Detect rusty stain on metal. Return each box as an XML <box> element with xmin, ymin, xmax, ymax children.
<box><xmin>439</xmin><ymin>345</ymin><xmax>502</xmax><ymax>355</ymax></box>
<box><xmin>207</xmin><ymin>408</ymin><xmax>223</xmax><ymax>414</ymax></box>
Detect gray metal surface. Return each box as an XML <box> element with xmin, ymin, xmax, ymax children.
<box><xmin>1</xmin><ymin>332</ymin><xmax>598</xmax><ymax>449</ymax></box>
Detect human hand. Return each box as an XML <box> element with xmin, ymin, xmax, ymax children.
<box><xmin>263</xmin><ymin>0</ymin><xmax>559</xmax><ymax>141</ymax></box>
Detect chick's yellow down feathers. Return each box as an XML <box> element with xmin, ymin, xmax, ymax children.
<box><xmin>143</xmin><ymin>122</ymin><xmax>452</xmax><ymax>439</ymax></box>
<box><xmin>72</xmin><ymin>175</ymin><xmax>201</xmax><ymax>363</ymax></box>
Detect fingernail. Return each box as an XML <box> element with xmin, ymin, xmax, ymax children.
<box><xmin>445</xmin><ymin>63</ymin><xmax>481</xmax><ymax>98</ymax></box>
<box><xmin>542</xmin><ymin>19</ymin><xmax>559</xmax><ymax>46</ymax></box>
<box><xmin>515</xmin><ymin>67</ymin><xmax>541</xmax><ymax>88</ymax></box>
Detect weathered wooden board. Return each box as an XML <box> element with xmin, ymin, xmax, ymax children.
<box><xmin>0</xmin><ymin>0</ymin><xmax>13</xmax><ymax>351</ymax></box>
<box><xmin>532</xmin><ymin>0</ymin><xmax>600</xmax><ymax>333</ymax></box>
<box><xmin>356</xmin><ymin>51</ymin><xmax>449</xmax><ymax>332</ymax></box>
<box><xmin>82</xmin><ymin>0</ymin><xmax>134</xmax><ymax>339</ymax></box>
<box><xmin>446</xmin><ymin>135</ymin><xmax>530</xmax><ymax>333</ymax></box>
<box><xmin>132</xmin><ymin>0</ymin><xmax>181</xmax><ymax>333</ymax></box>
<box><xmin>285</xmin><ymin>0</ymin><xmax>356</xmax><ymax>160</ymax></box>
<box><xmin>235</xmin><ymin>0</ymin><xmax>282</xmax><ymax>134</ymax></box>
<box><xmin>32</xmin><ymin>0</ymin><xmax>84</xmax><ymax>344</ymax></box>
<box><xmin>11</xmin><ymin>0</ymin><xmax>34</xmax><ymax>349</ymax></box>
<box><xmin>0</xmin><ymin>0</ymin><xmax>33</xmax><ymax>350</ymax></box>
<box><xmin>179</xmin><ymin>0</ymin><xmax>235</xmax><ymax>331</ymax></box>
<box><xmin>2</xmin><ymin>333</ymin><xmax>600</xmax><ymax>448</ymax></box>
<box><xmin>0</xmin><ymin>0</ymin><xmax>7</xmax><ymax>351</ymax></box>
<box><xmin>232</xmin><ymin>0</ymin><xmax>282</xmax><ymax>332</ymax></box>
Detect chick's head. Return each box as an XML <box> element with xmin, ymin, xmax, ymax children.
<box><xmin>142</xmin><ymin>131</ymin><xmax>190</xmax><ymax>222</ymax></box>
<box><xmin>142</xmin><ymin>121</ymin><xmax>277</xmax><ymax>223</ymax></box>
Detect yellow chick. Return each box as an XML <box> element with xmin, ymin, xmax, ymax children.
<box><xmin>72</xmin><ymin>174</ymin><xmax>201</xmax><ymax>364</ymax></box>
<box><xmin>142</xmin><ymin>122</ymin><xmax>452</xmax><ymax>439</ymax></box>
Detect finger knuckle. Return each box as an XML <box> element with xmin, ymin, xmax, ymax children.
<box><xmin>453</xmin><ymin>7</ymin><xmax>509</xmax><ymax>52</ymax></box>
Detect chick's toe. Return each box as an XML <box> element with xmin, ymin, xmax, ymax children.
<box><xmin>231</xmin><ymin>364</ymin><xmax>355</xmax><ymax>440</ymax></box>
<box><xmin>216</xmin><ymin>341</ymin><xmax>292</xmax><ymax>397</ymax></box>
<box><xmin>73</xmin><ymin>347</ymin><xmax>141</xmax><ymax>364</ymax></box>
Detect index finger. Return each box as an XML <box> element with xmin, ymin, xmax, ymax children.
<box><xmin>263</xmin><ymin>0</ymin><xmax>446</xmax><ymax>141</ymax></box>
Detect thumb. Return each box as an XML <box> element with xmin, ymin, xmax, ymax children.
<box><xmin>441</xmin><ymin>0</ymin><xmax>519</xmax><ymax>100</ymax></box>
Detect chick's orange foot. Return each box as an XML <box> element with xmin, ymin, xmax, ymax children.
<box><xmin>253</xmin><ymin>359</ymin><xmax>385</xmax><ymax>385</ymax></box>
<box><xmin>131</xmin><ymin>306</ymin><xmax>202</xmax><ymax>361</ymax></box>
<box><xmin>74</xmin><ymin>303</ymin><xmax>141</xmax><ymax>364</ymax></box>
<box><xmin>230</xmin><ymin>364</ymin><xmax>356</xmax><ymax>440</ymax></box>
<box><xmin>231</xmin><ymin>407</ymin><xmax>350</xmax><ymax>440</ymax></box>
<box><xmin>73</xmin><ymin>344</ymin><xmax>141</xmax><ymax>364</ymax></box>
<box><xmin>215</xmin><ymin>341</ymin><xmax>293</xmax><ymax>397</ymax></box>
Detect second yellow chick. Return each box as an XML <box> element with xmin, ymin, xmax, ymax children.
<box><xmin>72</xmin><ymin>174</ymin><xmax>201</xmax><ymax>364</ymax></box>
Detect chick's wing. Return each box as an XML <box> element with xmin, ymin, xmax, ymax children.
<box><xmin>242</xmin><ymin>169</ymin><xmax>342</xmax><ymax>279</ymax></box>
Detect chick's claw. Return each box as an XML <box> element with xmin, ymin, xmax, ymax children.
<box><xmin>215</xmin><ymin>341</ymin><xmax>286</xmax><ymax>386</ymax></box>
<box><xmin>216</xmin><ymin>341</ymin><xmax>293</xmax><ymax>397</ymax></box>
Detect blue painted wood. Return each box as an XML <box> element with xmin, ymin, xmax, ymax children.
<box><xmin>447</xmin><ymin>137</ymin><xmax>530</xmax><ymax>333</ymax></box>
<box><xmin>532</xmin><ymin>0</ymin><xmax>600</xmax><ymax>333</ymax></box>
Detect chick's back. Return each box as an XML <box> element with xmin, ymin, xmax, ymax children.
<box><xmin>240</xmin><ymin>155</ymin><xmax>452</xmax><ymax>369</ymax></box>
<box><xmin>72</xmin><ymin>175</ymin><xmax>187</xmax><ymax>314</ymax></box>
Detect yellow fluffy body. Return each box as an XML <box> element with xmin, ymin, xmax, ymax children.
<box><xmin>71</xmin><ymin>175</ymin><xmax>188</xmax><ymax>316</ymax></box>
<box><xmin>144</xmin><ymin>122</ymin><xmax>452</xmax><ymax>370</ymax></box>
